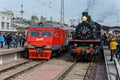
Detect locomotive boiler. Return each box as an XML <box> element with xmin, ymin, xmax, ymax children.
<box><xmin>69</xmin><ymin>12</ymin><xmax>102</xmax><ymax>61</ymax></box>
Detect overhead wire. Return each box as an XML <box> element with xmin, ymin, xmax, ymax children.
<box><xmin>0</xmin><ymin>0</ymin><xmax>84</xmax><ymax>24</ymax></box>
<box><xmin>18</xmin><ymin>0</ymin><xmax>60</xmax><ymax>20</ymax></box>
<box><xmin>35</xmin><ymin>0</ymin><xmax>60</xmax><ymax>13</ymax></box>
<box><xmin>19</xmin><ymin>0</ymin><xmax>60</xmax><ymax>16</ymax></box>
<box><xmin>35</xmin><ymin>0</ymin><xmax>80</xmax><ymax>24</ymax></box>
<box><xmin>0</xmin><ymin>0</ymin><xmax>20</xmax><ymax>9</ymax></box>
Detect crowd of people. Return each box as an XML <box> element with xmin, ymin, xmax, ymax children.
<box><xmin>102</xmin><ymin>31</ymin><xmax>120</xmax><ymax>61</ymax></box>
<box><xmin>0</xmin><ymin>33</ymin><xmax>26</xmax><ymax>49</ymax></box>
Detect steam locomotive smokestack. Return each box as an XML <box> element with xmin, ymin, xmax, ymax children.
<box><xmin>82</xmin><ymin>12</ymin><xmax>92</xmax><ymax>22</ymax></box>
<box><xmin>82</xmin><ymin>12</ymin><xmax>88</xmax><ymax>17</ymax></box>
<box><xmin>81</xmin><ymin>12</ymin><xmax>89</xmax><ymax>22</ymax></box>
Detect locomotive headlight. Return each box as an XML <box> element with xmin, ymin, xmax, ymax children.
<box><xmin>90</xmin><ymin>44</ymin><xmax>93</xmax><ymax>48</ymax></box>
<box><xmin>74</xmin><ymin>43</ymin><xmax>77</xmax><ymax>47</ymax></box>
<box><xmin>44</xmin><ymin>46</ymin><xmax>51</xmax><ymax>49</ymax></box>
<box><xmin>27</xmin><ymin>45</ymin><xmax>35</xmax><ymax>48</ymax></box>
<box><xmin>81</xmin><ymin>16</ymin><xmax>87</xmax><ymax>21</ymax></box>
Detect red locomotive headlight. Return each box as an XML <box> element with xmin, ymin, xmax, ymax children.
<box><xmin>74</xmin><ymin>49</ymin><xmax>81</xmax><ymax>54</ymax></box>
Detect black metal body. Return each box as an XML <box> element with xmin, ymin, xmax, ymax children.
<box><xmin>69</xmin><ymin>12</ymin><xmax>102</xmax><ymax>61</ymax></box>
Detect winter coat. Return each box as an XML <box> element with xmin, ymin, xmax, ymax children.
<box><xmin>0</xmin><ymin>36</ymin><xmax>4</xmax><ymax>42</ymax></box>
<box><xmin>6</xmin><ymin>35</ymin><xmax>12</xmax><ymax>43</ymax></box>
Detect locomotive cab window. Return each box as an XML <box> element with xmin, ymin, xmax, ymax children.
<box><xmin>30</xmin><ymin>31</ymin><xmax>39</xmax><ymax>36</ymax></box>
<box><xmin>42</xmin><ymin>31</ymin><xmax>52</xmax><ymax>37</ymax></box>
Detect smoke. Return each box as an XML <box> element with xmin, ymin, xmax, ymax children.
<box><xmin>85</xmin><ymin>0</ymin><xmax>120</xmax><ymax>26</ymax></box>
<box><xmin>85</xmin><ymin>0</ymin><xmax>96</xmax><ymax>12</ymax></box>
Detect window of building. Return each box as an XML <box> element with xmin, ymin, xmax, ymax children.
<box><xmin>1</xmin><ymin>22</ymin><xmax>5</xmax><ymax>29</ymax></box>
<box><xmin>6</xmin><ymin>23</ymin><xmax>9</xmax><ymax>29</ymax></box>
<box><xmin>12</xmin><ymin>26</ymin><xmax>14</xmax><ymax>30</ymax></box>
<box><xmin>2</xmin><ymin>16</ymin><xmax>4</xmax><ymax>20</ymax></box>
<box><xmin>7</xmin><ymin>17</ymin><xmax>9</xmax><ymax>20</ymax></box>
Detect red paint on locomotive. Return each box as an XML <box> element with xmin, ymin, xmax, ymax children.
<box><xmin>27</xmin><ymin>27</ymin><xmax>67</xmax><ymax>60</ymax></box>
<box><xmin>74</xmin><ymin>49</ymin><xmax>82</xmax><ymax>54</ymax></box>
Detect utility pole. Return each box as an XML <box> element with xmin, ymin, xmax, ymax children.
<box><xmin>61</xmin><ymin>0</ymin><xmax>64</xmax><ymax>25</ymax></box>
<box><xmin>50</xmin><ymin>16</ymin><xmax>53</xmax><ymax>22</ymax></box>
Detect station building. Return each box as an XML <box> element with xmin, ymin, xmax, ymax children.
<box><xmin>0</xmin><ymin>11</ymin><xmax>16</xmax><ymax>35</ymax></box>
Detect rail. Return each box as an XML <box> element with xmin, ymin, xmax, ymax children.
<box><xmin>114</xmin><ymin>58</ymin><xmax>120</xmax><ymax>80</ymax></box>
<box><xmin>83</xmin><ymin>61</ymin><xmax>94</xmax><ymax>80</ymax></box>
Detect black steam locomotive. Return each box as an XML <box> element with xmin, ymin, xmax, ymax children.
<box><xmin>69</xmin><ymin>12</ymin><xmax>102</xmax><ymax>61</ymax></box>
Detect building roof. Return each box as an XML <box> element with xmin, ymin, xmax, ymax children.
<box><xmin>13</xmin><ymin>23</ymin><xmax>29</xmax><ymax>28</ymax></box>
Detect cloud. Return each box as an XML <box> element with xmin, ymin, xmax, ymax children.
<box><xmin>85</xmin><ymin>0</ymin><xmax>120</xmax><ymax>26</ymax></box>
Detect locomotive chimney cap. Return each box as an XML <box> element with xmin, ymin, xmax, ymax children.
<box><xmin>82</xmin><ymin>12</ymin><xmax>88</xmax><ymax>16</ymax></box>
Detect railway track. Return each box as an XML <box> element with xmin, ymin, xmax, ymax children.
<box><xmin>0</xmin><ymin>59</ymin><xmax>30</xmax><ymax>74</ymax></box>
<box><xmin>56</xmin><ymin>61</ymin><xmax>77</xmax><ymax>80</ymax></box>
<box><xmin>90</xmin><ymin>51</ymin><xmax>107</xmax><ymax>80</ymax></box>
<box><xmin>0</xmin><ymin>52</ymin><xmax>95</xmax><ymax>80</ymax></box>
<box><xmin>84</xmin><ymin>61</ymin><xmax>94</xmax><ymax>80</ymax></box>
<box><xmin>50</xmin><ymin>53</ymin><xmax>94</xmax><ymax>80</ymax></box>
<box><xmin>0</xmin><ymin>59</ymin><xmax>46</xmax><ymax>80</ymax></box>
<box><xmin>56</xmin><ymin>61</ymin><xmax>93</xmax><ymax>80</ymax></box>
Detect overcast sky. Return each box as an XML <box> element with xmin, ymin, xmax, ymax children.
<box><xmin>0</xmin><ymin>0</ymin><xmax>120</xmax><ymax>26</ymax></box>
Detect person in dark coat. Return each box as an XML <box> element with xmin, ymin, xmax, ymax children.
<box><xmin>102</xmin><ymin>33</ymin><xmax>108</xmax><ymax>46</ymax></box>
<box><xmin>21</xmin><ymin>35</ymin><xmax>26</xmax><ymax>47</ymax></box>
<box><xmin>6</xmin><ymin>34</ymin><xmax>12</xmax><ymax>49</ymax></box>
<box><xmin>19</xmin><ymin>34</ymin><xmax>22</xmax><ymax>47</ymax></box>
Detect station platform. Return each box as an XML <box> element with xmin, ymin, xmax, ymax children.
<box><xmin>0</xmin><ymin>46</ymin><xmax>25</xmax><ymax>64</ymax></box>
<box><xmin>103</xmin><ymin>46</ymin><xmax>120</xmax><ymax>80</ymax></box>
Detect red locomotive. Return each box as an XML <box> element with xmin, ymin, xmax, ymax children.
<box><xmin>25</xmin><ymin>21</ymin><xmax>75</xmax><ymax>60</ymax></box>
